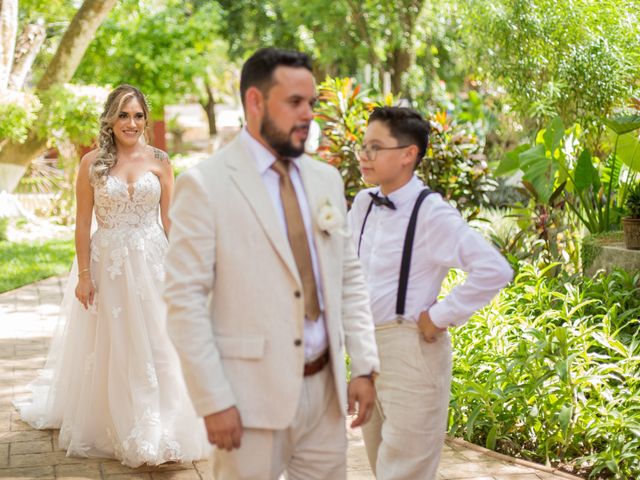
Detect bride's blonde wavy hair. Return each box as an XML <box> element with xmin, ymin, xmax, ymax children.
<box><xmin>90</xmin><ymin>84</ymin><xmax>150</xmax><ymax>184</ymax></box>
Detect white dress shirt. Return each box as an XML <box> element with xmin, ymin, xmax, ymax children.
<box><xmin>240</xmin><ymin>128</ymin><xmax>328</xmax><ymax>361</ymax></box>
<box><xmin>348</xmin><ymin>175</ymin><xmax>513</xmax><ymax>328</ymax></box>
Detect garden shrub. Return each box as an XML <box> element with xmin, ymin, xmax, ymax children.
<box><xmin>0</xmin><ymin>91</ymin><xmax>41</xmax><ymax>144</ymax></box>
<box><xmin>315</xmin><ymin>76</ymin><xmax>497</xmax><ymax>219</ymax></box>
<box><xmin>449</xmin><ymin>264</ymin><xmax>640</xmax><ymax>479</ymax></box>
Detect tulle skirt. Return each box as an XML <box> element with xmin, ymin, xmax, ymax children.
<box><xmin>15</xmin><ymin>225</ymin><xmax>210</xmax><ymax>467</ymax></box>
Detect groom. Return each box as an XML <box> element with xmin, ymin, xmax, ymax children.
<box><xmin>163</xmin><ymin>47</ymin><xmax>380</xmax><ymax>479</ymax></box>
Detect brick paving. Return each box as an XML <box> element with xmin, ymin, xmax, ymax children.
<box><xmin>0</xmin><ymin>275</ymin><xmax>581</xmax><ymax>479</ymax></box>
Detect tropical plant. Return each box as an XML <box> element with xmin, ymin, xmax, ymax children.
<box><xmin>625</xmin><ymin>182</ymin><xmax>640</xmax><ymax>218</ymax></box>
<box><xmin>448</xmin><ymin>264</ymin><xmax>640</xmax><ymax>479</ymax></box>
<box><xmin>314</xmin><ymin>77</ymin><xmax>382</xmax><ymax>203</ymax></box>
<box><xmin>418</xmin><ymin>111</ymin><xmax>496</xmax><ymax>221</ymax></box>
<box><xmin>497</xmin><ymin>114</ymin><xmax>640</xmax><ymax>234</ymax></box>
<box><xmin>315</xmin><ymin>76</ymin><xmax>497</xmax><ymax>218</ymax></box>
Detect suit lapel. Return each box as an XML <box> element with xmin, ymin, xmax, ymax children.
<box><xmin>225</xmin><ymin>139</ymin><xmax>300</xmax><ymax>285</ymax></box>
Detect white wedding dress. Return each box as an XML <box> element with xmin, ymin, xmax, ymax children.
<box><xmin>15</xmin><ymin>171</ymin><xmax>210</xmax><ymax>467</ymax></box>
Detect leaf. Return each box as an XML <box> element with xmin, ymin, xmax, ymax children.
<box><xmin>549</xmin><ymin>181</ymin><xmax>567</xmax><ymax>205</ymax></box>
<box><xmin>603</xmin><ymin>114</ymin><xmax>640</xmax><ymax>135</ymax></box>
<box><xmin>486</xmin><ymin>425</ymin><xmax>497</xmax><ymax>450</ymax></box>
<box><xmin>495</xmin><ymin>144</ymin><xmax>529</xmax><ymax>176</ymax></box>
<box><xmin>543</xmin><ymin>116</ymin><xmax>565</xmax><ymax>154</ymax></box>
<box><xmin>574</xmin><ymin>149</ymin><xmax>598</xmax><ymax>192</ymax></box>
<box><xmin>605</xmin><ymin>459</ymin><xmax>619</xmax><ymax>473</ymax></box>
<box><xmin>558</xmin><ymin>405</ymin><xmax>572</xmax><ymax>438</ymax></box>
<box><xmin>466</xmin><ymin>405</ymin><xmax>482</xmax><ymax>437</ymax></box>
<box><xmin>616</xmin><ymin>130</ymin><xmax>640</xmax><ymax>172</ymax></box>
<box><xmin>520</xmin><ymin>144</ymin><xmax>558</xmax><ymax>203</ymax></box>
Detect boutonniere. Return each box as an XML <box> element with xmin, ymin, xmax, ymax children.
<box><xmin>317</xmin><ymin>199</ymin><xmax>347</xmax><ymax>236</ymax></box>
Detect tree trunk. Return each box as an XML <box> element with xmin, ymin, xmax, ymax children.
<box><xmin>36</xmin><ymin>0</ymin><xmax>118</xmax><ymax>91</ymax></box>
<box><xmin>8</xmin><ymin>23</ymin><xmax>46</xmax><ymax>90</ymax></box>
<box><xmin>345</xmin><ymin>0</ymin><xmax>381</xmax><ymax>72</ymax></box>
<box><xmin>202</xmin><ymin>83</ymin><xmax>218</xmax><ymax>136</ymax></box>
<box><xmin>0</xmin><ymin>131</ymin><xmax>47</xmax><ymax>191</ymax></box>
<box><xmin>389</xmin><ymin>46</ymin><xmax>412</xmax><ymax>95</ymax></box>
<box><xmin>0</xmin><ymin>0</ymin><xmax>117</xmax><ymax>174</ymax></box>
<box><xmin>0</xmin><ymin>0</ymin><xmax>18</xmax><ymax>90</ymax></box>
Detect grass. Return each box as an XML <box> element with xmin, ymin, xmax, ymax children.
<box><xmin>0</xmin><ymin>237</ymin><xmax>75</xmax><ymax>293</ymax></box>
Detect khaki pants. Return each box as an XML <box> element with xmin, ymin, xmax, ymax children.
<box><xmin>212</xmin><ymin>366</ymin><xmax>347</xmax><ymax>480</ymax></box>
<box><xmin>362</xmin><ymin>322</ymin><xmax>452</xmax><ymax>480</ymax></box>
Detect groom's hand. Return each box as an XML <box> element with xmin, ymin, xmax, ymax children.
<box><xmin>204</xmin><ymin>406</ymin><xmax>243</xmax><ymax>451</ymax></box>
<box><xmin>347</xmin><ymin>375</ymin><xmax>376</xmax><ymax>428</ymax></box>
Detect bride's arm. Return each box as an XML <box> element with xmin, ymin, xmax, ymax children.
<box><xmin>155</xmin><ymin>148</ymin><xmax>174</xmax><ymax>237</ymax></box>
<box><xmin>74</xmin><ymin>153</ymin><xmax>95</xmax><ymax>309</ymax></box>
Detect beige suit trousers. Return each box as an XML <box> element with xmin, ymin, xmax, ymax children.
<box><xmin>212</xmin><ymin>366</ymin><xmax>347</xmax><ymax>480</ymax></box>
<box><xmin>362</xmin><ymin>322</ymin><xmax>452</xmax><ymax>480</ymax></box>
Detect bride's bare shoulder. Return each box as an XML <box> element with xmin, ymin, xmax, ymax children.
<box><xmin>80</xmin><ymin>149</ymin><xmax>99</xmax><ymax>170</ymax></box>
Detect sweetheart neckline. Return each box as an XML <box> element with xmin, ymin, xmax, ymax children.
<box><xmin>108</xmin><ymin>170</ymin><xmax>156</xmax><ymax>186</ymax></box>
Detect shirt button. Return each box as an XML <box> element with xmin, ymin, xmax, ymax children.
<box><xmin>294</xmin><ymin>290</ymin><xmax>301</xmax><ymax>298</ymax></box>
<box><xmin>294</xmin><ymin>339</ymin><xmax>302</xmax><ymax>346</ymax></box>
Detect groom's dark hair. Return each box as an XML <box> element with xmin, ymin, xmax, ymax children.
<box><xmin>240</xmin><ymin>47</ymin><xmax>313</xmax><ymax>108</ymax></box>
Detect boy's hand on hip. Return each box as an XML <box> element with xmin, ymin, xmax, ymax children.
<box><xmin>418</xmin><ymin>310</ymin><xmax>447</xmax><ymax>343</ymax></box>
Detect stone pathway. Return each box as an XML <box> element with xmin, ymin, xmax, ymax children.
<box><xmin>0</xmin><ymin>275</ymin><xmax>581</xmax><ymax>479</ymax></box>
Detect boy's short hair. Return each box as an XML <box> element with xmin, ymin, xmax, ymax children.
<box><xmin>368</xmin><ymin>106</ymin><xmax>430</xmax><ymax>168</ymax></box>
<box><xmin>240</xmin><ymin>47</ymin><xmax>312</xmax><ymax>108</ymax></box>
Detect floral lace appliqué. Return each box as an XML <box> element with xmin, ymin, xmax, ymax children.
<box><xmin>146</xmin><ymin>363</ymin><xmax>158</xmax><ymax>388</ymax></box>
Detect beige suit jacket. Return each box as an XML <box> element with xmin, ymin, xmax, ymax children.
<box><xmin>163</xmin><ymin>135</ymin><xmax>379</xmax><ymax>430</ymax></box>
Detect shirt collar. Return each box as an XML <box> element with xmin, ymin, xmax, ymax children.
<box><xmin>380</xmin><ymin>175</ymin><xmax>424</xmax><ymax>209</ymax></box>
<box><xmin>240</xmin><ymin>127</ymin><xmax>302</xmax><ymax>175</ymax></box>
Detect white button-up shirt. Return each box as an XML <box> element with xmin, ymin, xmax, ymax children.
<box><xmin>240</xmin><ymin>128</ymin><xmax>328</xmax><ymax>361</ymax></box>
<box><xmin>348</xmin><ymin>175</ymin><xmax>513</xmax><ymax>328</ymax></box>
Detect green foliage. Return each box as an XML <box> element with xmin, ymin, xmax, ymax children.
<box><xmin>449</xmin><ymin>264</ymin><xmax>640</xmax><ymax>479</ymax></box>
<box><xmin>459</xmin><ymin>0</ymin><xmax>640</xmax><ymax>145</ymax></box>
<box><xmin>74</xmin><ymin>0</ymin><xmax>227</xmax><ymax>111</ymax></box>
<box><xmin>417</xmin><ymin>111</ymin><xmax>496</xmax><ymax>221</ymax></box>
<box><xmin>626</xmin><ymin>183</ymin><xmax>640</xmax><ymax>218</ymax></box>
<box><xmin>0</xmin><ymin>93</ymin><xmax>41</xmax><ymax>143</ymax></box>
<box><xmin>216</xmin><ymin>0</ymin><xmax>429</xmax><ymax>93</ymax></box>
<box><xmin>315</xmin><ymin>77</ymin><xmax>382</xmax><ymax>203</ymax></box>
<box><xmin>0</xmin><ymin>218</ymin><xmax>8</xmax><ymax>242</ymax></box>
<box><xmin>315</xmin><ymin>77</ymin><xmax>496</xmax><ymax>218</ymax></box>
<box><xmin>0</xmin><ymin>237</ymin><xmax>75</xmax><ymax>293</ymax></box>
<box><xmin>35</xmin><ymin>85</ymin><xmax>103</xmax><ymax>147</ymax></box>
<box><xmin>498</xmin><ymin>115</ymin><xmax>640</xmax><ymax>234</ymax></box>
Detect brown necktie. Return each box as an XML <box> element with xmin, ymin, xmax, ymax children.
<box><xmin>271</xmin><ymin>158</ymin><xmax>321</xmax><ymax>321</ymax></box>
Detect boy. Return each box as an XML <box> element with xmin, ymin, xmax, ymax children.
<box><xmin>348</xmin><ymin>106</ymin><xmax>512</xmax><ymax>479</ymax></box>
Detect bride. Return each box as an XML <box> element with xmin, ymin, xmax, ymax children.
<box><xmin>15</xmin><ymin>84</ymin><xmax>209</xmax><ymax>467</ymax></box>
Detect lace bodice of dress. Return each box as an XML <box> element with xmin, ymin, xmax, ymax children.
<box><xmin>94</xmin><ymin>171</ymin><xmax>160</xmax><ymax>229</ymax></box>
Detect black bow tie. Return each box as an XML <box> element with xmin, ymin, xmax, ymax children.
<box><xmin>369</xmin><ymin>192</ymin><xmax>396</xmax><ymax>210</ymax></box>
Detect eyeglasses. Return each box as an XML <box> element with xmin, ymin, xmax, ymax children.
<box><xmin>355</xmin><ymin>144</ymin><xmax>412</xmax><ymax>161</ymax></box>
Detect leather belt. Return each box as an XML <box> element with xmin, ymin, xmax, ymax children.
<box><xmin>303</xmin><ymin>350</ymin><xmax>329</xmax><ymax>376</ymax></box>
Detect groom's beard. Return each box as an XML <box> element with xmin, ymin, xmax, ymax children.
<box><xmin>261</xmin><ymin>111</ymin><xmax>309</xmax><ymax>158</ymax></box>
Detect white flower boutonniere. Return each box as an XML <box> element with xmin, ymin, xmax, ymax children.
<box><xmin>317</xmin><ymin>200</ymin><xmax>347</xmax><ymax>236</ymax></box>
